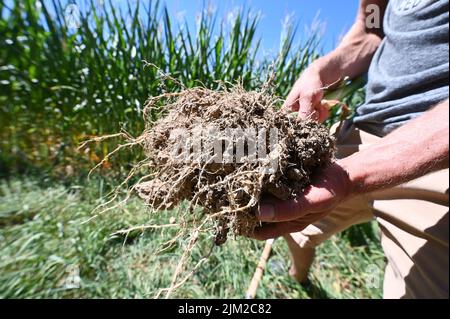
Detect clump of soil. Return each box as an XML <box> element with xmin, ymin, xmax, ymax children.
<box><xmin>134</xmin><ymin>84</ymin><xmax>335</xmax><ymax>245</ymax></box>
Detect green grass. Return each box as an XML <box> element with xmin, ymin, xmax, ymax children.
<box><xmin>0</xmin><ymin>178</ymin><xmax>385</xmax><ymax>298</ymax></box>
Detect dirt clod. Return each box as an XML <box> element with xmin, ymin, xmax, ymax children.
<box><xmin>135</xmin><ymin>84</ymin><xmax>335</xmax><ymax>244</ymax></box>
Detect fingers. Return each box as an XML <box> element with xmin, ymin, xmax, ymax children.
<box><xmin>251</xmin><ymin>163</ymin><xmax>352</xmax><ymax>241</ymax></box>
<box><xmin>283</xmin><ymin>89</ymin><xmax>300</xmax><ymax>112</ymax></box>
<box><xmin>258</xmin><ymin>192</ymin><xmax>312</xmax><ymax>222</ymax></box>
<box><xmin>252</xmin><ymin>209</ymin><xmax>330</xmax><ymax>240</ymax></box>
<box><xmin>251</xmin><ymin>220</ymin><xmax>309</xmax><ymax>240</ymax></box>
<box><xmin>283</xmin><ymin>90</ymin><xmax>324</xmax><ymax>122</ymax></box>
<box><xmin>299</xmin><ymin>89</ymin><xmax>324</xmax><ymax>121</ymax></box>
<box><xmin>283</xmin><ymin>92</ymin><xmax>321</xmax><ymax>121</ymax></box>
<box><xmin>258</xmin><ymin>184</ymin><xmax>335</xmax><ymax>223</ymax></box>
<box><xmin>298</xmin><ymin>94</ymin><xmax>318</xmax><ymax>121</ymax></box>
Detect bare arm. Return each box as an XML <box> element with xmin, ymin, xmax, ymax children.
<box><xmin>284</xmin><ymin>0</ymin><xmax>388</xmax><ymax>120</ymax></box>
<box><xmin>253</xmin><ymin>99</ymin><xmax>449</xmax><ymax>239</ymax></box>
<box><xmin>341</xmin><ymin>99</ymin><xmax>449</xmax><ymax>195</ymax></box>
<box><xmin>316</xmin><ymin>0</ymin><xmax>388</xmax><ymax>84</ymax></box>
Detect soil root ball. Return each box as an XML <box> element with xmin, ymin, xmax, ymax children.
<box><xmin>136</xmin><ymin>85</ymin><xmax>336</xmax><ymax>244</ymax></box>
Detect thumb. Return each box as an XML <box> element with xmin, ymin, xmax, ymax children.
<box><xmin>258</xmin><ymin>186</ymin><xmax>323</xmax><ymax>222</ymax></box>
<box><xmin>258</xmin><ymin>163</ymin><xmax>349</xmax><ymax>223</ymax></box>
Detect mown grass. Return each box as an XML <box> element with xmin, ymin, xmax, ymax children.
<box><xmin>0</xmin><ymin>178</ymin><xmax>385</xmax><ymax>298</ymax></box>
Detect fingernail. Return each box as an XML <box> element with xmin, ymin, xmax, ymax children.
<box><xmin>259</xmin><ymin>203</ymin><xmax>275</xmax><ymax>222</ymax></box>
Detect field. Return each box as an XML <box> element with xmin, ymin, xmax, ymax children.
<box><xmin>0</xmin><ymin>0</ymin><xmax>385</xmax><ymax>298</ymax></box>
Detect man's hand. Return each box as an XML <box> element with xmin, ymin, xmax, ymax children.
<box><xmin>283</xmin><ymin>64</ymin><xmax>329</xmax><ymax>122</ymax></box>
<box><xmin>252</xmin><ymin>163</ymin><xmax>353</xmax><ymax>240</ymax></box>
<box><xmin>252</xmin><ymin>99</ymin><xmax>449</xmax><ymax>241</ymax></box>
<box><xmin>284</xmin><ymin>0</ymin><xmax>386</xmax><ymax>122</ymax></box>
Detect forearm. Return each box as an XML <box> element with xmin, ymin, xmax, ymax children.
<box><xmin>312</xmin><ymin>0</ymin><xmax>387</xmax><ymax>85</ymax></box>
<box><xmin>339</xmin><ymin>99</ymin><xmax>449</xmax><ymax>195</ymax></box>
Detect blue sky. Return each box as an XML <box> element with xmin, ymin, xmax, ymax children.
<box><xmin>164</xmin><ymin>0</ymin><xmax>360</xmax><ymax>54</ymax></box>
<box><xmin>36</xmin><ymin>0</ymin><xmax>360</xmax><ymax>54</ymax></box>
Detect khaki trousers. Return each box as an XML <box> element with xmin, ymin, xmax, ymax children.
<box><xmin>290</xmin><ymin>122</ymin><xmax>449</xmax><ymax>299</ymax></box>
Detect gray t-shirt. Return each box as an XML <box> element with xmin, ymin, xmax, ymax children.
<box><xmin>353</xmin><ymin>0</ymin><xmax>449</xmax><ymax>137</ymax></box>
